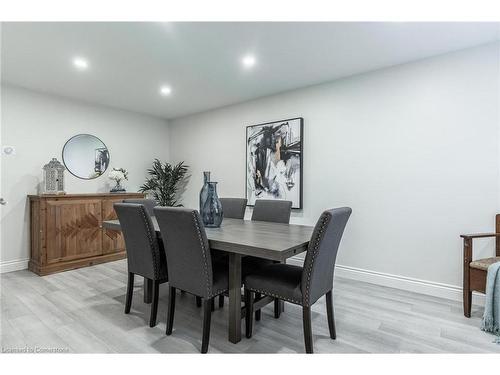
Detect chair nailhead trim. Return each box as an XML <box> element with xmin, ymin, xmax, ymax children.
<box><xmin>192</xmin><ymin>211</ymin><xmax>212</xmax><ymax>297</ymax></box>
<box><xmin>209</xmin><ymin>289</ymin><xmax>228</xmax><ymax>298</ymax></box>
<box><xmin>246</xmin><ymin>287</ymin><xmax>301</xmax><ymax>305</ymax></box>
<box><xmin>139</xmin><ymin>207</ymin><xmax>164</xmax><ymax>280</ymax></box>
<box><xmin>303</xmin><ymin>212</ymin><xmax>331</xmax><ymax>306</ymax></box>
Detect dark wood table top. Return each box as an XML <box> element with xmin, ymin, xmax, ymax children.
<box><xmin>103</xmin><ymin>217</ymin><xmax>313</xmax><ymax>261</ymax></box>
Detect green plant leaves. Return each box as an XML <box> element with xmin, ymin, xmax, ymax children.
<box><xmin>139</xmin><ymin>159</ymin><xmax>188</xmax><ymax>206</ymax></box>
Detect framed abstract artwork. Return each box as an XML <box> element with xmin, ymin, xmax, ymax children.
<box><xmin>246</xmin><ymin>117</ymin><xmax>303</xmax><ymax>209</ymax></box>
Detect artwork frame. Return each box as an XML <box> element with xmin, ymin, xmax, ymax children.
<box><xmin>245</xmin><ymin>117</ymin><xmax>304</xmax><ymax>209</ymax></box>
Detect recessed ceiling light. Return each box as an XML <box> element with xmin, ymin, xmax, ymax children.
<box><xmin>159</xmin><ymin>85</ymin><xmax>172</xmax><ymax>96</ymax></box>
<box><xmin>242</xmin><ymin>55</ymin><xmax>256</xmax><ymax>68</ymax></box>
<box><xmin>72</xmin><ymin>57</ymin><xmax>89</xmax><ymax>70</ymax></box>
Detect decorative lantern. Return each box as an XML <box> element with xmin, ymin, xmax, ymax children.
<box><xmin>43</xmin><ymin>158</ymin><xmax>66</xmax><ymax>194</ymax></box>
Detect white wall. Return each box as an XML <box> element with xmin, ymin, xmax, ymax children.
<box><xmin>169</xmin><ymin>44</ymin><xmax>499</xmax><ymax>292</ymax></box>
<box><xmin>0</xmin><ymin>85</ymin><xmax>171</xmax><ymax>271</ymax></box>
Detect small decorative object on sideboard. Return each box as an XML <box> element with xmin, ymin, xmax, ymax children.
<box><xmin>42</xmin><ymin>158</ymin><xmax>66</xmax><ymax>194</ymax></box>
<box><xmin>109</xmin><ymin>167</ymin><xmax>128</xmax><ymax>193</ymax></box>
<box><xmin>199</xmin><ymin>172</ymin><xmax>223</xmax><ymax>228</ymax></box>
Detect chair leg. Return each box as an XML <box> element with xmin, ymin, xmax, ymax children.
<box><xmin>463</xmin><ymin>239</ymin><xmax>472</xmax><ymax>318</ymax></box>
<box><xmin>144</xmin><ymin>278</ymin><xmax>153</xmax><ymax>304</ymax></box>
<box><xmin>302</xmin><ymin>306</ymin><xmax>313</xmax><ymax>354</ymax></box>
<box><xmin>125</xmin><ymin>272</ymin><xmax>134</xmax><ymax>314</ymax></box>
<box><xmin>464</xmin><ymin>289</ymin><xmax>472</xmax><ymax>318</ymax></box>
<box><xmin>218</xmin><ymin>294</ymin><xmax>224</xmax><ymax>308</ymax></box>
<box><xmin>196</xmin><ymin>296</ymin><xmax>202</xmax><ymax>308</ymax></box>
<box><xmin>274</xmin><ymin>298</ymin><xmax>281</xmax><ymax>319</ymax></box>
<box><xmin>245</xmin><ymin>289</ymin><xmax>254</xmax><ymax>338</ymax></box>
<box><xmin>166</xmin><ymin>286</ymin><xmax>176</xmax><ymax>335</ymax></box>
<box><xmin>201</xmin><ymin>298</ymin><xmax>213</xmax><ymax>353</ymax></box>
<box><xmin>149</xmin><ymin>280</ymin><xmax>160</xmax><ymax>327</ymax></box>
<box><xmin>325</xmin><ymin>290</ymin><xmax>336</xmax><ymax>339</ymax></box>
<box><xmin>255</xmin><ymin>292</ymin><xmax>261</xmax><ymax>321</ymax></box>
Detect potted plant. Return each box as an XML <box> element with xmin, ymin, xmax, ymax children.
<box><xmin>109</xmin><ymin>167</ymin><xmax>128</xmax><ymax>193</ymax></box>
<box><xmin>139</xmin><ymin>159</ymin><xmax>188</xmax><ymax>206</ymax></box>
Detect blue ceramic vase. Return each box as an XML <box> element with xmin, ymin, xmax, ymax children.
<box><xmin>200</xmin><ymin>179</ymin><xmax>223</xmax><ymax>228</ymax></box>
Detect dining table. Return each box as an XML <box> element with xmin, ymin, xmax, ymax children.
<box><xmin>103</xmin><ymin>216</ymin><xmax>314</xmax><ymax>344</ymax></box>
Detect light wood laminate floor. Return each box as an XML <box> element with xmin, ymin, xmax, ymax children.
<box><xmin>1</xmin><ymin>259</ymin><xmax>498</xmax><ymax>353</ymax></box>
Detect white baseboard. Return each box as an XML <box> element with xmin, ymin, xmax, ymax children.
<box><xmin>289</xmin><ymin>256</ymin><xmax>485</xmax><ymax>306</ymax></box>
<box><xmin>0</xmin><ymin>258</ymin><xmax>29</xmax><ymax>273</ymax></box>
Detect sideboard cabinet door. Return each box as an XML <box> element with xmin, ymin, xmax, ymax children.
<box><xmin>45</xmin><ymin>199</ymin><xmax>103</xmax><ymax>264</ymax></box>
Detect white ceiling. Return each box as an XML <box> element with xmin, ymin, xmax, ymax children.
<box><xmin>2</xmin><ymin>22</ymin><xmax>499</xmax><ymax>119</ymax></box>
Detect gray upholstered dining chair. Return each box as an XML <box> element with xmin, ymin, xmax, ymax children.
<box><xmin>122</xmin><ymin>198</ymin><xmax>158</xmax><ymax>217</ymax></box>
<box><xmin>244</xmin><ymin>207</ymin><xmax>352</xmax><ymax>353</ymax></box>
<box><xmin>245</xmin><ymin>199</ymin><xmax>293</xmax><ymax>320</ymax></box>
<box><xmin>154</xmin><ymin>207</ymin><xmax>228</xmax><ymax>353</ymax></box>
<box><xmin>220</xmin><ymin>197</ymin><xmax>247</xmax><ymax>219</ymax></box>
<box><xmin>251</xmin><ymin>199</ymin><xmax>292</xmax><ymax>224</ymax></box>
<box><xmin>114</xmin><ymin>203</ymin><xmax>168</xmax><ymax>328</ymax></box>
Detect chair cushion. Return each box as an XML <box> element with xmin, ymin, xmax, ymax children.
<box><xmin>244</xmin><ymin>264</ymin><xmax>303</xmax><ymax>305</ymax></box>
<box><xmin>242</xmin><ymin>257</ymin><xmax>274</xmax><ymax>278</ymax></box>
<box><xmin>211</xmin><ymin>260</ymin><xmax>229</xmax><ymax>297</ymax></box>
<box><xmin>470</xmin><ymin>257</ymin><xmax>500</xmax><ymax>271</ymax></box>
<box><xmin>212</xmin><ymin>254</ymin><xmax>274</xmax><ymax>280</ymax></box>
<box><xmin>211</xmin><ymin>250</ymin><xmax>228</xmax><ymax>264</ymax></box>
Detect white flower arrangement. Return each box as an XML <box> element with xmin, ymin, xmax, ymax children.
<box><xmin>108</xmin><ymin>168</ymin><xmax>129</xmax><ymax>183</ymax></box>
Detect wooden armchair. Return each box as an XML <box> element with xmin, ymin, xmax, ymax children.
<box><xmin>460</xmin><ymin>214</ymin><xmax>500</xmax><ymax>317</ymax></box>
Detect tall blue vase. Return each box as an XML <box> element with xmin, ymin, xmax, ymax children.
<box><xmin>199</xmin><ymin>171</ymin><xmax>211</xmax><ymax>213</ymax></box>
<box><xmin>200</xmin><ymin>181</ymin><xmax>223</xmax><ymax>228</ymax></box>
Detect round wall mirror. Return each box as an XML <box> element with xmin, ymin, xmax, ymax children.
<box><xmin>62</xmin><ymin>134</ymin><xmax>110</xmax><ymax>179</ymax></box>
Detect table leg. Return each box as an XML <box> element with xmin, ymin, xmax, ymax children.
<box><xmin>277</xmin><ymin>259</ymin><xmax>285</xmax><ymax>313</ymax></box>
<box><xmin>281</xmin><ymin>259</ymin><xmax>286</xmax><ymax>312</ymax></box>
<box><xmin>228</xmin><ymin>253</ymin><xmax>242</xmax><ymax>343</ymax></box>
<box><xmin>144</xmin><ymin>278</ymin><xmax>153</xmax><ymax>304</ymax></box>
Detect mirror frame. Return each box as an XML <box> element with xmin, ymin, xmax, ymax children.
<box><xmin>62</xmin><ymin>133</ymin><xmax>110</xmax><ymax>180</ymax></box>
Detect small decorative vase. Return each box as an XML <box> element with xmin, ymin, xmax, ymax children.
<box><xmin>200</xmin><ymin>181</ymin><xmax>223</xmax><ymax>228</ymax></box>
<box><xmin>199</xmin><ymin>171</ymin><xmax>211</xmax><ymax>212</ymax></box>
<box><xmin>110</xmin><ymin>180</ymin><xmax>126</xmax><ymax>193</ymax></box>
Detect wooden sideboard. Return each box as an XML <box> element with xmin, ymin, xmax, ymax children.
<box><xmin>29</xmin><ymin>193</ymin><xmax>144</xmax><ymax>276</ymax></box>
